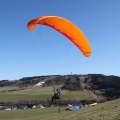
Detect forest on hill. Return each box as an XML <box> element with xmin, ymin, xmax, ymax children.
<box><xmin>0</xmin><ymin>74</ymin><xmax>120</xmax><ymax>101</ymax></box>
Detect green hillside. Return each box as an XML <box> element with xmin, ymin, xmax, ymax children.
<box><xmin>0</xmin><ymin>74</ymin><xmax>120</xmax><ymax>105</ymax></box>
<box><xmin>0</xmin><ymin>85</ymin><xmax>97</xmax><ymax>104</ymax></box>
<box><xmin>0</xmin><ymin>98</ymin><xmax>119</xmax><ymax>120</ymax></box>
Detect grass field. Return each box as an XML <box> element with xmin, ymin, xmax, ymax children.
<box><xmin>0</xmin><ymin>85</ymin><xmax>120</xmax><ymax>120</ymax></box>
<box><xmin>0</xmin><ymin>99</ymin><xmax>120</xmax><ymax>120</ymax></box>
<box><xmin>0</xmin><ymin>85</ymin><xmax>97</xmax><ymax>103</ymax></box>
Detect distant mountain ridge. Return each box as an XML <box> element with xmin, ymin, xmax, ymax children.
<box><xmin>0</xmin><ymin>74</ymin><xmax>120</xmax><ymax>89</ymax></box>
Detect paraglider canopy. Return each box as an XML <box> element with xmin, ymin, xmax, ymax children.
<box><xmin>27</xmin><ymin>16</ymin><xmax>92</xmax><ymax>57</ymax></box>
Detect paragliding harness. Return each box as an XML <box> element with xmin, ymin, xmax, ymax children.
<box><xmin>51</xmin><ymin>88</ymin><xmax>60</xmax><ymax>104</ymax></box>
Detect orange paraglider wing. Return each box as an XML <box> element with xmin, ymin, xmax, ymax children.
<box><xmin>27</xmin><ymin>16</ymin><xmax>91</xmax><ymax>57</ymax></box>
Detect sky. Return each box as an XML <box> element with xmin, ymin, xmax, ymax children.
<box><xmin>0</xmin><ymin>0</ymin><xmax>120</xmax><ymax>80</ymax></box>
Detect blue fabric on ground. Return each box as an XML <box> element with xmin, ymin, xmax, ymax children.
<box><xmin>72</xmin><ymin>104</ymin><xmax>81</xmax><ymax>111</ymax></box>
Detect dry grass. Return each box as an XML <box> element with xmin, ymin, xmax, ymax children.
<box><xmin>0</xmin><ymin>99</ymin><xmax>119</xmax><ymax>120</ymax></box>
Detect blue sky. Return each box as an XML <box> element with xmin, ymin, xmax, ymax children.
<box><xmin>0</xmin><ymin>0</ymin><xmax>120</xmax><ymax>80</ymax></box>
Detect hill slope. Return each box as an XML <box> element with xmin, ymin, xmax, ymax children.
<box><xmin>0</xmin><ymin>99</ymin><xmax>119</xmax><ymax>120</ymax></box>
<box><xmin>0</xmin><ymin>74</ymin><xmax>120</xmax><ymax>104</ymax></box>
